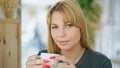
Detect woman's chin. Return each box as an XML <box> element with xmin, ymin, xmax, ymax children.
<box><xmin>59</xmin><ymin>47</ymin><xmax>72</xmax><ymax>51</ymax></box>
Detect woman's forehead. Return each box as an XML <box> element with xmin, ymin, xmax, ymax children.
<box><xmin>51</xmin><ymin>11</ymin><xmax>71</xmax><ymax>23</ymax></box>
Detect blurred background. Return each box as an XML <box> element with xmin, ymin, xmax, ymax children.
<box><xmin>21</xmin><ymin>0</ymin><xmax>120</xmax><ymax>68</ymax></box>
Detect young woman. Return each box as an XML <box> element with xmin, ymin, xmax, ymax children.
<box><xmin>26</xmin><ymin>0</ymin><xmax>112</xmax><ymax>68</ymax></box>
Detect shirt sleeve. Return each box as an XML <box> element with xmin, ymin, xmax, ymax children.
<box><xmin>101</xmin><ymin>59</ymin><xmax>112</xmax><ymax>68</ymax></box>
<box><xmin>37</xmin><ymin>50</ymin><xmax>47</xmax><ymax>56</ymax></box>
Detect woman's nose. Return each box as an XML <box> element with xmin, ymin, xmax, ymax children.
<box><xmin>58</xmin><ymin>28</ymin><xmax>66</xmax><ymax>37</ymax></box>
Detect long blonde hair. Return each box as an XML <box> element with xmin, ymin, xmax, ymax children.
<box><xmin>46</xmin><ymin>0</ymin><xmax>91</xmax><ymax>53</ymax></box>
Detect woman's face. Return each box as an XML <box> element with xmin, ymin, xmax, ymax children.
<box><xmin>51</xmin><ymin>12</ymin><xmax>81</xmax><ymax>50</ymax></box>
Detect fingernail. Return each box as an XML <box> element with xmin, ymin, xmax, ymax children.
<box><xmin>50</xmin><ymin>56</ymin><xmax>56</xmax><ymax>59</ymax></box>
<box><xmin>43</xmin><ymin>60</ymin><xmax>49</xmax><ymax>63</ymax></box>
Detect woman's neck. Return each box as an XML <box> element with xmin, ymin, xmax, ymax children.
<box><xmin>60</xmin><ymin>44</ymin><xmax>86</xmax><ymax>64</ymax></box>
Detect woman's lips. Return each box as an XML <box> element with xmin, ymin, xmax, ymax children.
<box><xmin>58</xmin><ymin>40</ymin><xmax>69</xmax><ymax>45</ymax></box>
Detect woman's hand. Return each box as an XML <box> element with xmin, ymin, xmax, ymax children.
<box><xmin>55</xmin><ymin>56</ymin><xmax>76</xmax><ymax>68</ymax></box>
<box><xmin>26</xmin><ymin>55</ymin><xmax>44</xmax><ymax>68</ymax></box>
<box><xmin>26</xmin><ymin>55</ymin><xmax>76</xmax><ymax>68</ymax></box>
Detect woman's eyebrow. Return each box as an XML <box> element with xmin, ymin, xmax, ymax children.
<box><xmin>51</xmin><ymin>23</ymin><xmax>57</xmax><ymax>25</ymax></box>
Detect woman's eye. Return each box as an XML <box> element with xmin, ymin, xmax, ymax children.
<box><xmin>66</xmin><ymin>23</ymin><xmax>73</xmax><ymax>28</ymax></box>
<box><xmin>51</xmin><ymin>26</ymin><xmax>58</xmax><ymax>29</ymax></box>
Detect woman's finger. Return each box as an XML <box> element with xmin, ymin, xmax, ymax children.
<box><xmin>28</xmin><ymin>55</ymin><xmax>40</xmax><ymax>62</ymax></box>
<box><xmin>29</xmin><ymin>65</ymin><xmax>43</xmax><ymax>68</ymax></box>
<box><xmin>26</xmin><ymin>55</ymin><xmax>41</xmax><ymax>68</ymax></box>
<box><xmin>56</xmin><ymin>63</ymin><xmax>69</xmax><ymax>68</ymax></box>
<box><xmin>30</xmin><ymin>59</ymin><xmax>43</xmax><ymax>65</ymax></box>
<box><xmin>56</xmin><ymin>63</ymin><xmax>76</xmax><ymax>68</ymax></box>
<box><xmin>55</xmin><ymin>56</ymin><xmax>72</xmax><ymax>64</ymax></box>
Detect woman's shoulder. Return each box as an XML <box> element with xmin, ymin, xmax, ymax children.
<box><xmin>86</xmin><ymin>49</ymin><xmax>112</xmax><ymax>67</ymax></box>
<box><xmin>87</xmin><ymin>49</ymin><xmax>109</xmax><ymax>60</ymax></box>
<box><xmin>37</xmin><ymin>49</ymin><xmax>48</xmax><ymax>56</ymax></box>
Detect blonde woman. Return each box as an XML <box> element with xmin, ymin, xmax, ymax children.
<box><xmin>26</xmin><ymin>0</ymin><xmax>112</xmax><ymax>68</ymax></box>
